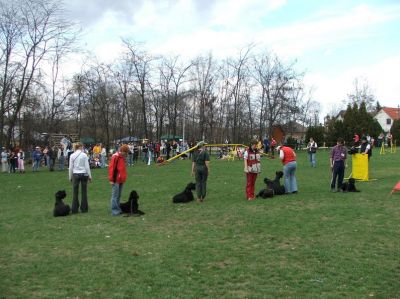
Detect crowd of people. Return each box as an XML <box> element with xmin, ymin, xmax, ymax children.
<box><xmin>0</xmin><ymin>130</ymin><xmax>394</xmax><ymax>214</ymax></box>
<box><xmin>0</xmin><ymin>139</ymin><xmax>199</xmax><ymax>174</ymax></box>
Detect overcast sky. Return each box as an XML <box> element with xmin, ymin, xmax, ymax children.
<box><xmin>63</xmin><ymin>0</ymin><xmax>400</xmax><ymax>116</ymax></box>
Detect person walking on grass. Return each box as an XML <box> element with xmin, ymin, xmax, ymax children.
<box><xmin>277</xmin><ymin>144</ymin><xmax>298</xmax><ymax>194</ymax></box>
<box><xmin>306</xmin><ymin>137</ymin><xmax>318</xmax><ymax>167</ymax></box>
<box><xmin>191</xmin><ymin>141</ymin><xmax>210</xmax><ymax>202</ymax></box>
<box><xmin>330</xmin><ymin>137</ymin><xmax>347</xmax><ymax>192</ymax></box>
<box><xmin>69</xmin><ymin>142</ymin><xmax>92</xmax><ymax>214</ymax></box>
<box><xmin>244</xmin><ymin>139</ymin><xmax>261</xmax><ymax>201</ymax></box>
<box><xmin>109</xmin><ymin>144</ymin><xmax>129</xmax><ymax>215</ymax></box>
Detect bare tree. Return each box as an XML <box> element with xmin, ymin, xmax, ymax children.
<box><xmin>122</xmin><ymin>40</ymin><xmax>155</xmax><ymax>139</ymax></box>
<box><xmin>346</xmin><ymin>77</ymin><xmax>376</xmax><ymax>112</ymax></box>
<box><xmin>225</xmin><ymin>45</ymin><xmax>253</xmax><ymax>142</ymax></box>
<box><xmin>252</xmin><ymin>52</ymin><xmax>302</xmax><ymax>140</ymax></box>
<box><xmin>191</xmin><ymin>54</ymin><xmax>218</xmax><ymax>141</ymax></box>
<box><xmin>0</xmin><ymin>0</ymin><xmax>78</xmax><ymax>146</ymax></box>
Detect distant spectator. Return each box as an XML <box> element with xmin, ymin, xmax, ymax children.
<box><xmin>263</xmin><ymin>137</ymin><xmax>270</xmax><ymax>154</ymax></box>
<box><xmin>32</xmin><ymin>146</ymin><xmax>42</xmax><ymax>172</ymax></box>
<box><xmin>17</xmin><ymin>148</ymin><xmax>25</xmax><ymax>173</ymax></box>
<box><xmin>270</xmin><ymin>138</ymin><xmax>277</xmax><ymax>157</ymax></box>
<box><xmin>1</xmin><ymin>147</ymin><xmax>8</xmax><ymax>173</ymax></box>
<box><xmin>360</xmin><ymin>136</ymin><xmax>372</xmax><ymax>160</ymax></box>
<box><xmin>57</xmin><ymin>145</ymin><xmax>65</xmax><ymax>171</ymax></box>
<box><xmin>353</xmin><ymin>133</ymin><xmax>360</xmax><ymax>146</ymax></box>
<box><xmin>386</xmin><ymin>132</ymin><xmax>393</xmax><ymax>148</ymax></box>
<box><xmin>306</xmin><ymin>137</ymin><xmax>318</xmax><ymax>167</ymax></box>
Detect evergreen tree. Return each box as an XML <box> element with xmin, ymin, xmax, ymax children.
<box><xmin>305</xmin><ymin>126</ymin><xmax>325</xmax><ymax>147</ymax></box>
<box><xmin>391</xmin><ymin>119</ymin><xmax>400</xmax><ymax>143</ymax></box>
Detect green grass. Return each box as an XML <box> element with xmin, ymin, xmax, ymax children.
<box><xmin>1</xmin><ymin>150</ymin><xmax>399</xmax><ymax>298</ymax></box>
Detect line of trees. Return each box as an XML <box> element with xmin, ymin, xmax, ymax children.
<box><xmin>305</xmin><ymin>101</ymin><xmax>384</xmax><ymax>147</ymax></box>
<box><xmin>4</xmin><ymin>0</ymin><xmax>362</xmax><ymax>150</ymax></box>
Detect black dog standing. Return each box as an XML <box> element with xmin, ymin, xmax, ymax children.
<box><xmin>53</xmin><ymin>190</ymin><xmax>70</xmax><ymax>217</ymax></box>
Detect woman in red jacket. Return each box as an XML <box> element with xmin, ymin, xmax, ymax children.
<box><xmin>277</xmin><ymin>145</ymin><xmax>298</xmax><ymax>194</ymax></box>
<box><xmin>109</xmin><ymin>144</ymin><xmax>129</xmax><ymax>215</ymax></box>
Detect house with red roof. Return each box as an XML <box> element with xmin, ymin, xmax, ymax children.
<box><xmin>374</xmin><ymin>107</ymin><xmax>400</xmax><ymax>132</ymax></box>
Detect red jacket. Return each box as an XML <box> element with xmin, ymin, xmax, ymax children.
<box><xmin>108</xmin><ymin>152</ymin><xmax>127</xmax><ymax>183</ymax></box>
<box><xmin>281</xmin><ymin>146</ymin><xmax>296</xmax><ymax>165</ymax></box>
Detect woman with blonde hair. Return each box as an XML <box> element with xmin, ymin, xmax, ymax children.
<box><xmin>69</xmin><ymin>142</ymin><xmax>92</xmax><ymax>213</ymax></box>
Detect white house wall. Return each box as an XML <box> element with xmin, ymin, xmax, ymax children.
<box><xmin>374</xmin><ymin>110</ymin><xmax>392</xmax><ymax>132</ymax></box>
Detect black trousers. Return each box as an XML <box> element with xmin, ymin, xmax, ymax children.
<box><xmin>195</xmin><ymin>166</ymin><xmax>208</xmax><ymax>199</ymax></box>
<box><xmin>331</xmin><ymin>160</ymin><xmax>345</xmax><ymax>189</ymax></box>
<box><xmin>72</xmin><ymin>174</ymin><xmax>89</xmax><ymax>213</ymax></box>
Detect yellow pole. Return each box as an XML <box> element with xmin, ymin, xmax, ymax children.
<box><xmin>380</xmin><ymin>143</ymin><xmax>385</xmax><ymax>155</ymax></box>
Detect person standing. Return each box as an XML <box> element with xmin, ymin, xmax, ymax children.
<box><xmin>306</xmin><ymin>137</ymin><xmax>318</xmax><ymax>167</ymax></box>
<box><xmin>1</xmin><ymin>147</ymin><xmax>8</xmax><ymax>173</ymax></box>
<box><xmin>100</xmin><ymin>145</ymin><xmax>107</xmax><ymax>168</ymax></box>
<box><xmin>32</xmin><ymin>146</ymin><xmax>42</xmax><ymax>172</ymax></box>
<box><xmin>108</xmin><ymin>144</ymin><xmax>129</xmax><ymax>215</ymax></box>
<box><xmin>270</xmin><ymin>137</ymin><xmax>277</xmax><ymax>157</ymax></box>
<box><xmin>263</xmin><ymin>137</ymin><xmax>270</xmax><ymax>155</ymax></box>
<box><xmin>57</xmin><ymin>145</ymin><xmax>65</xmax><ymax>171</ymax></box>
<box><xmin>277</xmin><ymin>145</ymin><xmax>298</xmax><ymax>194</ymax></box>
<box><xmin>330</xmin><ymin>137</ymin><xmax>347</xmax><ymax>192</ymax></box>
<box><xmin>191</xmin><ymin>142</ymin><xmax>210</xmax><ymax>202</ymax></box>
<box><xmin>360</xmin><ymin>136</ymin><xmax>372</xmax><ymax>160</ymax></box>
<box><xmin>386</xmin><ymin>132</ymin><xmax>393</xmax><ymax>148</ymax></box>
<box><xmin>48</xmin><ymin>146</ymin><xmax>57</xmax><ymax>171</ymax></box>
<box><xmin>244</xmin><ymin>140</ymin><xmax>261</xmax><ymax>200</ymax></box>
<box><xmin>17</xmin><ymin>148</ymin><xmax>25</xmax><ymax>173</ymax></box>
<box><xmin>69</xmin><ymin>143</ymin><xmax>92</xmax><ymax>214</ymax></box>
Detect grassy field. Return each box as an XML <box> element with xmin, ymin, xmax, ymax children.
<box><xmin>1</xmin><ymin>149</ymin><xmax>399</xmax><ymax>298</ymax></box>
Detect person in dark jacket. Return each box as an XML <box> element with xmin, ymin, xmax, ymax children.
<box><xmin>191</xmin><ymin>141</ymin><xmax>210</xmax><ymax>202</ymax></box>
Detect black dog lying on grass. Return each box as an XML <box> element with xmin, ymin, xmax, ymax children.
<box><xmin>256</xmin><ymin>187</ymin><xmax>274</xmax><ymax>199</ymax></box>
<box><xmin>120</xmin><ymin>190</ymin><xmax>145</xmax><ymax>216</ymax></box>
<box><xmin>263</xmin><ymin>171</ymin><xmax>286</xmax><ymax>195</ymax></box>
<box><xmin>341</xmin><ymin>178</ymin><xmax>360</xmax><ymax>192</ymax></box>
<box><xmin>172</xmin><ymin>182</ymin><xmax>196</xmax><ymax>203</ymax></box>
<box><xmin>53</xmin><ymin>190</ymin><xmax>70</xmax><ymax>217</ymax></box>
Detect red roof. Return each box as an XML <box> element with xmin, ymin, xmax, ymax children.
<box><xmin>382</xmin><ymin>107</ymin><xmax>400</xmax><ymax>120</ymax></box>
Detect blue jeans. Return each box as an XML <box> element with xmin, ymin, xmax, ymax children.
<box><xmin>308</xmin><ymin>152</ymin><xmax>316</xmax><ymax>167</ymax></box>
<box><xmin>33</xmin><ymin>159</ymin><xmax>40</xmax><ymax>172</ymax></box>
<box><xmin>111</xmin><ymin>183</ymin><xmax>123</xmax><ymax>215</ymax></box>
<box><xmin>100</xmin><ymin>155</ymin><xmax>106</xmax><ymax>168</ymax></box>
<box><xmin>283</xmin><ymin>161</ymin><xmax>297</xmax><ymax>193</ymax></box>
<box><xmin>59</xmin><ymin>156</ymin><xmax>65</xmax><ymax>170</ymax></box>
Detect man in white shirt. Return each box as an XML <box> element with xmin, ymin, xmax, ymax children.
<box><xmin>69</xmin><ymin>142</ymin><xmax>92</xmax><ymax>213</ymax></box>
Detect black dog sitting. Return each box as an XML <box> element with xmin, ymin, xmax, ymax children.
<box><xmin>120</xmin><ymin>190</ymin><xmax>145</xmax><ymax>215</ymax></box>
<box><xmin>53</xmin><ymin>190</ymin><xmax>70</xmax><ymax>217</ymax></box>
<box><xmin>173</xmin><ymin>182</ymin><xmax>196</xmax><ymax>203</ymax></box>
<box><xmin>341</xmin><ymin>178</ymin><xmax>360</xmax><ymax>192</ymax></box>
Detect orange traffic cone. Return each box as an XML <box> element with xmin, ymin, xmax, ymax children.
<box><xmin>391</xmin><ymin>181</ymin><xmax>400</xmax><ymax>194</ymax></box>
